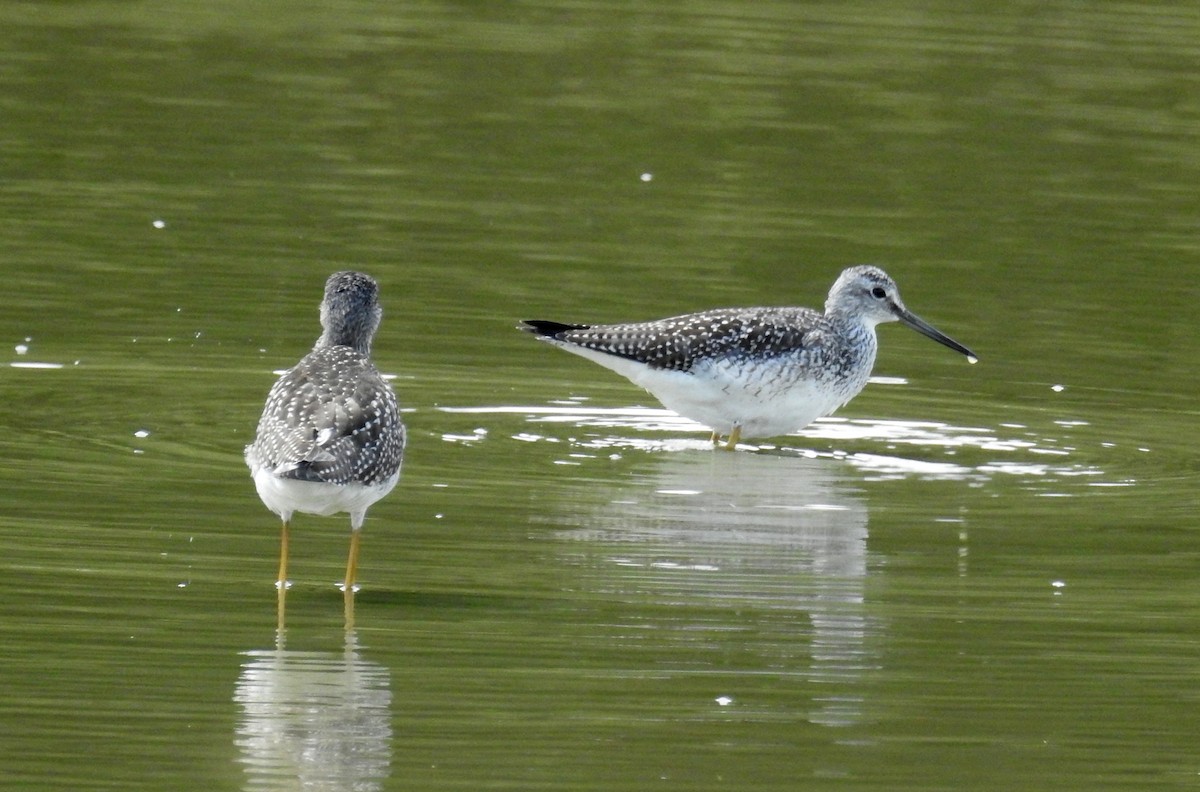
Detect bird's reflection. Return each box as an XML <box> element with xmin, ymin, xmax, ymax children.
<box><xmin>276</xmin><ymin>584</ymin><xmax>357</xmax><ymax>634</ymax></box>
<box><xmin>556</xmin><ymin>451</ymin><xmax>873</xmax><ymax>726</ymax></box>
<box><xmin>233</xmin><ymin>605</ymin><xmax>392</xmax><ymax>790</ymax></box>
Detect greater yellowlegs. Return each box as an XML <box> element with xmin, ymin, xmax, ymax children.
<box><xmin>245</xmin><ymin>271</ymin><xmax>405</xmax><ymax>591</ymax></box>
<box><xmin>521</xmin><ymin>265</ymin><xmax>976</xmax><ymax>448</ymax></box>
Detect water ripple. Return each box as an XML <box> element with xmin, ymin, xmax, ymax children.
<box><xmin>438</xmin><ymin>403</ymin><xmax>1109</xmax><ymax>484</ymax></box>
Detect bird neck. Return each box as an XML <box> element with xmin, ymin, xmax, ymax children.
<box><xmin>315</xmin><ymin>325</ymin><xmax>373</xmax><ymax>355</ymax></box>
<box><xmin>826</xmin><ymin>306</ymin><xmax>874</xmax><ymax>334</ymax></box>
<box><xmin>827</xmin><ymin>313</ymin><xmax>878</xmax><ymax>357</ymax></box>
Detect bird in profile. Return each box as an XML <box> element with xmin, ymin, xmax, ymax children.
<box><xmin>246</xmin><ymin>271</ymin><xmax>405</xmax><ymax>592</ymax></box>
<box><xmin>521</xmin><ymin>265</ymin><xmax>977</xmax><ymax>448</ymax></box>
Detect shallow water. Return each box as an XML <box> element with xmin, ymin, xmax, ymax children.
<box><xmin>2</xmin><ymin>2</ymin><xmax>1198</xmax><ymax>790</ymax></box>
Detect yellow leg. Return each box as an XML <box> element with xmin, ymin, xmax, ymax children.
<box><xmin>277</xmin><ymin>520</ymin><xmax>290</xmax><ymax>588</ymax></box>
<box><xmin>343</xmin><ymin>529</ymin><xmax>362</xmax><ymax>592</ymax></box>
<box><xmin>722</xmin><ymin>425</ymin><xmax>742</xmax><ymax>451</ymax></box>
<box><xmin>710</xmin><ymin>430</ymin><xmax>720</xmax><ymax>444</ymax></box>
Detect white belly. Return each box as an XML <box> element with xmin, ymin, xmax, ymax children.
<box><xmin>250</xmin><ymin>467</ymin><xmax>399</xmax><ymax>529</ymax></box>
<box><xmin>556</xmin><ymin>344</ymin><xmax>870</xmax><ymax>439</ymax></box>
<box><xmin>642</xmin><ymin>365</ymin><xmax>854</xmax><ymax>438</ymax></box>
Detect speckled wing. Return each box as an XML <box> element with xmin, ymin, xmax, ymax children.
<box><xmin>249</xmin><ymin>346</ymin><xmax>405</xmax><ymax>486</ymax></box>
<box><xmin>522</xmin><ymin>307</ymin><xmax>827</xmax><ymax>371</ymax></box>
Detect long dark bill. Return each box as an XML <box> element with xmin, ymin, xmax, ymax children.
<box><xmin>897</xmin><ymin>309</ymin><xmax>978</xmax><ymax>363</ymax></box>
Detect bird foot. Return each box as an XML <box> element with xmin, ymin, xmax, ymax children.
<box><xmin>711</xmin><ymin>428</ymin><xmax>743</xmax><ymax>449</ymax></box>
<box><xmin>714</xmin><ymin>426</ymin><xmax>743</xmax><ymax>450</ymax></box>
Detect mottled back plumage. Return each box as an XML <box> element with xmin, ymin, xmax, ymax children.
<box><xmin>522</xmin><ymin>306</ymin><xmax>838</xmax><ymax>374</ymax></box>
<box><xmin>248</xmin><ymin>344</ymin><xmax>404</xmax><ymax>486</ymax></box>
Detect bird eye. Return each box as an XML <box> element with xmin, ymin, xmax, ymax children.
<box><xmin>871</xmin><ymin>286</ymin><xmax>887</xmax><ymax>299</ymax></box>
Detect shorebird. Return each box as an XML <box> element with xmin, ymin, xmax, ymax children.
<box><xmin>521</xmin><ymin>265</ymin><xmax>976</xmax><ymax>448</ymax></box>
<box><xmin>245</xmin><ymin>271</ymin><xmax>405</xmax><ymax>591</ymax></box>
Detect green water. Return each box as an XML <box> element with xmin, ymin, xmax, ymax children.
<box><xmin>2</xmin><ymin>2</ymin><xmax>1197</xmax><ymax>790</ymax></box>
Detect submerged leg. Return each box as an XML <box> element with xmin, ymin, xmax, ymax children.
<box><xmin>343</xmin><ymin>528</ymin><xmax>363</xmax><ymax>592</ymax></box>
<box><xmin>722</xmin><ymin>425</ymin><xmax>743</xmax><ymax>451</ymax></box>
<box><xmin>277</xmin><ymin>519</ymin><xmax>290</xmax><ymax>588</ymax></box>
<box><xmin>709</xmin><ymin>430</ymin><xmax>720</xmax><ymax>445</ymax></box>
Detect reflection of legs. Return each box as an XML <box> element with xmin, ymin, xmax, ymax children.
<box><xmin>276</xmin><ymin>580</ymin><xmax>287</xmax><ymax>633</ymax></box>
<box><xmin>343</xmin><ymin>585</ymin><xmax>356</xmax><ymax>633</ymax></box>
<box><xmin>277</xmin><ymin>520</ymin><xmax>290</xmax><ymax>588</ymax></box>
<box><xmin>343</xmin><ymin>529</ymin><xmax>362</xmax><ymax>592</ymax></box>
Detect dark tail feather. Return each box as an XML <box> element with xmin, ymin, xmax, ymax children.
<box><xmin>519</xmin><ymin>320</ymin><xmax>590</xmax><ymax>337</ymax></box>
